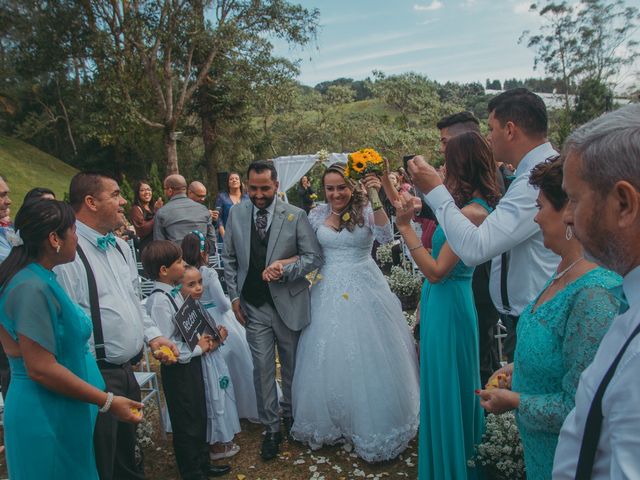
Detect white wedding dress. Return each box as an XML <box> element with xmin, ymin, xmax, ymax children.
<box><xmin>291</xmin><ymin>204</ymin><xmax>420</xmax><ymax>462</ymax></box>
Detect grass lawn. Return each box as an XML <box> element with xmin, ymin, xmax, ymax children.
<box><xmin>0</xmin><ymin>135</ymin><xmax>78</xmax><ymax>213</ymax></box>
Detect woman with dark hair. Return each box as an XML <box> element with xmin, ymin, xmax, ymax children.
<box><xmin>23</xmin><ymin>187</ymin><xmax>55</xmax><ymax>204</ymax></box>
<box><xmin>395</xmin><ymin>131</ymin><xmax>501</xmax><ymax>479</ymax></box>
<box><xmin>215</xmin><ymin>172</ymin><xmax>247</xmax><ymax>240</ymax></box>
<box><xmin>291</xmin><ymin>163</ymin><xmax>420</xmax><ymax>462</ymax></box>
<box><xmin>477</xmin><ymin>156</ymin><xmax>620</xmax><ymax>480</ymax></box>
<box><xmin>129</xmin><ymin>180</ymin><xmax>163</xmax><ymax>253</ymax></box>
<box><xmin>0</xmin><ymin>200</ymin><xmax>142</xmax><ymax>479</ymax></box>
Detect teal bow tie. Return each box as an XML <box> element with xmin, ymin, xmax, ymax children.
<box><xmin>610</xmin><ymin>285</ymin><xmax>630</xmax><ymax>315</ymax></box>
<box><xmin>170</xmin><ymin>284</ymin><xmax>182</xmax><ymax>297</ymax></box>
<box><xmin>96</xmin><ymin>232</ymin><xmax>117</xmax><ymax>251</ymax></box>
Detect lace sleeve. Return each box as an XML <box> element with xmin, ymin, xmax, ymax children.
<box><xmin>308</xmin><ymin>204</ymin><xmax>329</xmax><ymax>233</ymax></box>
<box><xmin>364</xmin><ymin>204</ymin><xmax>393</xmax><ymax>244</ymax></box>
<box><xmin>517</xmin><ymin>285</ymin><xmax>619</xmax><ymax>433</ymax></box>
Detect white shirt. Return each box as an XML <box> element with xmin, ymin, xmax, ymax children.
<box><xmin>54</xmin><ymin>221</ymin><xmax>163</xmax><ymax>364</ymax></box>
<box><xmin>144</xmin><ymin>282</ymin><xmax>203</xmax><ymax>363</ymax></box>
<box><xmin>553</xmin><ymin>265</ymin><xmax>640</xmax><ymax>479</ymax></box>
<box><xmin>252</xmin><ymin>198</ymin><xmax>277</xmax><ymax>232</ymax></box>
<box><xmin>424</xmin><ymin>142</ymin><xmax>560</xmax><ymax>315</ymax></box>
<box><xmin>0</xmin><ymin>226</ymin><xmax>13</xmax><ymax>263</ymax></box>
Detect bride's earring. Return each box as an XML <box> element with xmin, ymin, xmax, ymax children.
<box><xmin>56</xmin><ymin>244</ymin><xmax>61</xmax><ymax>254</ymax></box>
<box><xmin>565</xmin><ymin>225</ymin><xmax>573</xmax><ymax>241</ymax></box>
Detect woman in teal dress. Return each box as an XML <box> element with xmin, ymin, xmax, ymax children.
<box><xmin>0</xmin><ymin>200</ymin><xmax>143</xmax><ymax>479</ymax></box>
<box><xmin>393</xmin><ymin>132</ymin><xmax>502</xmax><ymax>479</ymax></box>
<box><xmin>478</xmin><ymin>157</ymin><xmax>621</xmax><ymax>480</ymax></box>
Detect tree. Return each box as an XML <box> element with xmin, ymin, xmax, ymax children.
<box><xmin>522</xmin><ymin>0</ymin><xmax>639</xmax><ymax>116</ymax></box>
<box><xmin>571</xmin><ymin>77</ymin><xmax>614</xmax><ymax>125</ymax></box>
<box><xmin>486</xmin><ymin>79</ymin><xmax>502</xmax><ymax>90</ymax></box>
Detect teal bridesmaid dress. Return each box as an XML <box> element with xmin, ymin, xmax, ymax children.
<box><xmin>512</xmin><ymin>267</ymin><xmax>620</xmax><ymax>479</ymax></box>
<box><xmin>0</xmin><ymin>263</ymin><xmax>105</xmax><ymax>479</ymax></box>
<box><xmin>418</xmin><ymin>199</ymin><xmax>488</xmax><ymax>480</ymax></box>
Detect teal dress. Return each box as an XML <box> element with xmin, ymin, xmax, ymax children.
<box><xmin>0</xmin><ymin>263</ymin><xmax>105</xmax><ymax>479</ymax></box>
<box><xmin>512</xmin><ymin>267</ymin><xmax>620</xmax><ymax>480</ymax></box>
<box><xmin>418</xmin><ymin>199</ymin><xmax>488</xmax><ymax>480</ymax></box>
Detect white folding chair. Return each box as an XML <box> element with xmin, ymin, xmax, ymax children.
<box><xmin>134</xmin><ymin>346</ymin><xmax>166</xmax><ymax>439</ymax></box>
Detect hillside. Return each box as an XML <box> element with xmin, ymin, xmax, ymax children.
<box><xmin>0</xmin><ymin>136</ymin><xmax>78</xmax><ymax>213</ymax></box>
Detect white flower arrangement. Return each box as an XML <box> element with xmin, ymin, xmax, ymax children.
<box><xmin>134</xmin><ymin>411</ymin><xmax>155</xmax><ymax>463</ymax></box>
<box><xmin>386</xmin><ymin>265</ymin><xmax>422</xmax><ymax>299</ymax></box>
<box><xmin>403</xmin><ymin>310</ymin><xmax>417</xmax><ymax>329</ymax></box>
<box><xmin>468</xmin><ymin>412</ymin><xmax>526</xmax><ymax>480</ymax></box>
<box><xmin>375</xmin><ymin>242</ymin><xmax>394</xmax><ymax>267</ymax></box>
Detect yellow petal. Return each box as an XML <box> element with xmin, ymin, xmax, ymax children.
<box><xmin>342</xmin><ymin>293</ymin><xmax>349</xmax><ymax>300</ymax></box>
<box><xmin>237</xmin><ymin>475</ymin><xmax>246</xmax><ymax>480</ymax></box>
<box><xmin>288</xmin><ymin>213</ymin><xmax>294</xmax><ymax>221</ymax></box>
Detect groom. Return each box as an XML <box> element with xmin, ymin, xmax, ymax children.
<box><xmin>223</xmin><ymin>160</ymin><xmax>323</xmax><ymax>460</ymax></box>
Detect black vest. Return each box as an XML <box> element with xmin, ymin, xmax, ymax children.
<box><xmin>242</xmin><ymin>216</ymin><xmax>274</xmax><ymax>307</ymax></box>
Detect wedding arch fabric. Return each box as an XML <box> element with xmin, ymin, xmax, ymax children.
<box><xmin>272</xmin><ymin>153</ymin><xmax>348</xmax><ymax>202</ymax></box>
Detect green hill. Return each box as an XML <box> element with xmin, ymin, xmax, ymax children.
<box><xmin>0</xmin><ymin>135</ymin><xmax>78</xmax><ymax>214</ymax></box>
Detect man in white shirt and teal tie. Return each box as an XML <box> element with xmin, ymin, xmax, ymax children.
<box><xmin>408</xmin><ymin>88</ymin><xmax>560</xmax><ymax>361</ymax></box>
<box><xmin>553</xmin><ymin>103</ymin><xmax>640</xmax><ymax>478</ymax></box>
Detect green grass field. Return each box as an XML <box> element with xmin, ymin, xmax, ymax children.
<box><xmin>0</xmin><ymin>135</ymin><xmax>77</xmax><ymax>214</ymax></box>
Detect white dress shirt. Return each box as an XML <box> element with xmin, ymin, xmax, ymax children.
<box><xmin>0</xmin><ymin>225</ymin><xmax>14</xmax><ymax>263</ymax></box>
<box><xmin>54</xmin><ymin>221</ymin><xmax>163</xmax><ymax>364</ymax></box>
<box><xmin>424</xmin><ymin>142</ymin><xmax>560</xmax><ymax>315</ymax></box>
<box><xmin>252</xmin><ymin>198</ymin><xmax>277</xmax><ymax>231</ymax></box>
<box><xmin>553</xmin><ymin>265</ymin><xmax>640</xmax><ymax>479</ymax></box>
<box><xmin>144</xmin><ymin>282</ymin><xmax>203</xmax><ymax>363</ymax></box>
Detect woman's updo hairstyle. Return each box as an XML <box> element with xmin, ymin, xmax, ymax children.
<box><xmin>0</xmin><ymin>200</ymin><xmax>76</xmax><ymax>291</ymax></box>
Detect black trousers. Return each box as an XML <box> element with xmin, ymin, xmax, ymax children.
<box><xmin>94</xmin><ymin>363</ymin><xmax>144</xmax><ymax>480</ymax></box>
<box><xmin>501</xmin><ymin>314</ymin><xmax>520</xmax><ymax>363</ymax></box>
<box><xmin>161</xmin><ymin>358</ymin><xmax>209</xmax><ymax>480</ymax></box>
<box><xmin>472</xmin><ymin>261</ymin><xmax>501</xmax><ymax>386</ymax></box>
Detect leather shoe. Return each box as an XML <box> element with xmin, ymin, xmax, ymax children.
<box><xmin>260</xmin><ymin>431</ymin><xmax>282</xmax><ymax>460</ymax></box>
<box><xmin>204</xmin><ymin>464</ymin><xmax>231</xmax><ymax>477</ymax></box>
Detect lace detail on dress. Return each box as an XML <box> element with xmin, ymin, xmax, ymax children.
<box><xmin>307</xmin><ymin>203</ymin><xmax>393</xmax><ymax>244</ymax></box>
<box><xmin>512</xmin><ymin>267</ymin><xmax>621</xmax><ymax>479</ymax></box>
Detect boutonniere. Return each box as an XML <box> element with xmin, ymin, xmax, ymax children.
<box><xmin>287</xmin><ymin>213</ymin><xmax>295</xmax><ymax>222</ymax></box>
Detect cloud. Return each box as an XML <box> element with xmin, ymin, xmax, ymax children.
<box><xmin>414</xmin><ymin>1</ymin><xmax>444</xmax><ymax>12</ymax></box>
<box><xmin>513</xmin><ymin>2</ymin><xmax>531</xmax><ymax>14</ymax></box>
<box><xmin>461</xmin><ymin>0</ymin><xmax>477</xmax><ymax>6</ymax></box>
<box><xmin>314</xmin><ymin>43</ymin><xmax>439</xmax><ymax>70</ymax></box>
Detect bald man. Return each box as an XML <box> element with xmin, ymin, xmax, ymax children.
<box><xmin>154</xmin><ymin>174</ymin><xmax>217</xmax><ymax>249</ymax></box>
<box><xmin>188</xmin><ymin>181</ymin><xmax>219</xmax><ymax>223</ymax></box>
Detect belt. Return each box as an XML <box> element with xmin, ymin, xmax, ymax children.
<box><xmin>97</xmin><ymin>359</ymin><xmax>132</xmax><ymax>370</ymax></box>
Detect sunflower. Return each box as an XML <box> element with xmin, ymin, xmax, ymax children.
<box><xmin>351</xmin><ymin>161</ymin><xmax>365</xmax><ymax>173</ymax></box>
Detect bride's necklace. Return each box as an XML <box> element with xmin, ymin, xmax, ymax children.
<box><xmin>552</xmin><ymin>256</ymin><xmax>584</xmax><ymax>282</ymax></box>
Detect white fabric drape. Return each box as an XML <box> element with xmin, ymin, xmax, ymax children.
<box><xmin>272</xmin><ymin>153</ymin><xmax>348</xmax><ymax>202</ymax></box>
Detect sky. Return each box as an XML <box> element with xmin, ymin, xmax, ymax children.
<box><xmin>271</xmin><ymin>0</ymin><xmax>640</xmax><ymax>88</ymax></box>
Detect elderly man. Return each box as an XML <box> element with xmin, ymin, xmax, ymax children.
<box><xmin>409</xmin><ymin>88</ymin><xmax>560</xmax><ymax>362</ymax></box>
<box><xmin>553</xmin><ymin>104</ymin><xmax>640</xmax><ymax>479</ymax></box>
<box><xmin>154</xmin><ymin>175</ymin><xmax>217</xmax><ymax>249</ymax></box>
<box><xmin>0</xmin><ymin>174</ymin><xmax>13</xmax><ymax>262</ymax></box>
<box><xmin>188</xmin><ymin>180</ymin><xmax>219</xmax><ymax>223</ymax></box>
<box><xmin>55</xmin><ymin>172</ymin><xmax>179</xmax><ymax>479</ymax></box>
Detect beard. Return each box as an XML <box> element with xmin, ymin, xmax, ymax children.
<box><xmin>577</xmin><ymin>216</ymin><xmax>630</xmax><ymax>275</ymax></box>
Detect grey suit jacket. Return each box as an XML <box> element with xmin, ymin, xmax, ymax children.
<box><xmin>153</xmin><ymin>193</ymin><xmax>216</xmax><ymax>247</ymax></box>
<box><xmin>222</xmin><ymin>198</ymin><xmax>323</xmax><ymax>331</ymax></box>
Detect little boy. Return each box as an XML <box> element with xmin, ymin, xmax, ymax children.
<box><xmin>142</xmin><ymin>240</ymin><xmax>230</xmax><ymax>479</ymax></box>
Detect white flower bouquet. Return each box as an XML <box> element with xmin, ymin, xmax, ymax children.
<box><xmin>468</xmin><ymin>412</ymin><xmax>526</xmax><ymax>480</ymax></box>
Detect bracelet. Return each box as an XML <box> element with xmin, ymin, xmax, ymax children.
<box><xmin>409</xmin><ymin>243</ymin><xmax>424</xmax><ymax>252</ymax></box>
<box><xmin>99</xmin><ymin>392</ymin><xmax>114</xmax><ymax>413</ymax></box>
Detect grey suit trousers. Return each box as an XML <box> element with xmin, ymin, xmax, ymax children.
<box><xmin>241</xmin><ymin>298</ymin><xmax>300</xmax><ymax>433</ymax></box>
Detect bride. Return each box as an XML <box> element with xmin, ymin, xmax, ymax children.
<box><xmin>291</xmin><ymin>163</ymin><xmax>420</xmax><ymax>462</ymax></box>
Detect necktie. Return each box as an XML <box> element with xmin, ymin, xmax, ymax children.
<box><xmin>610</xmin><ymin>285</ymin><xmax>630</xmax><ymax>315</ymax></box>
<box><xmin>170</xmin><ymin>284</ymin><xmax>182</xmax><ymax>297</ymax></box>
<box><xmin>96</xmin><ymin>232</ymin><xmax>117</xmax><ymax>251</ymax></box>
<box><xmin>256</xmin><ymin>209</ymin><xmax>268</xmax><ymax>240</ymax></box>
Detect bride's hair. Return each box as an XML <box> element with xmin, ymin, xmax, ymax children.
<box><xmin>322</xmin><ymin>163</ymin><xmax>367</xmax><ymax>232</ymax></box>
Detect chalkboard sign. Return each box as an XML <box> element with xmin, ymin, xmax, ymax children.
<box><xmin>173</xmin><ymin>296</ymin><xmax>220</xmax><ymax>351</ymax></box>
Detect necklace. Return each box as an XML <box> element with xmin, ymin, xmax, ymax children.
<box><xmin>552</xmin><ymin>256</ymin><xmax>584</xmax><ymax>282</ymax></box>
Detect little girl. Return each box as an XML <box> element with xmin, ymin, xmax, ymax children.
<box><xmin>181</xmin><ymin>264</ymin><xmax>241</xmax><ymax>460</ymax></box>
<box><xmin>181</xmin><ymin>232</ymin><xmax>260</xmax><ymax>423</ymax></box>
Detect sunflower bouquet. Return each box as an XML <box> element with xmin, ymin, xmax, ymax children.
<box><xmin>346</xmin><ymin>148</ymin><xmax>384</xmax><ymax>211</ymax></box>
